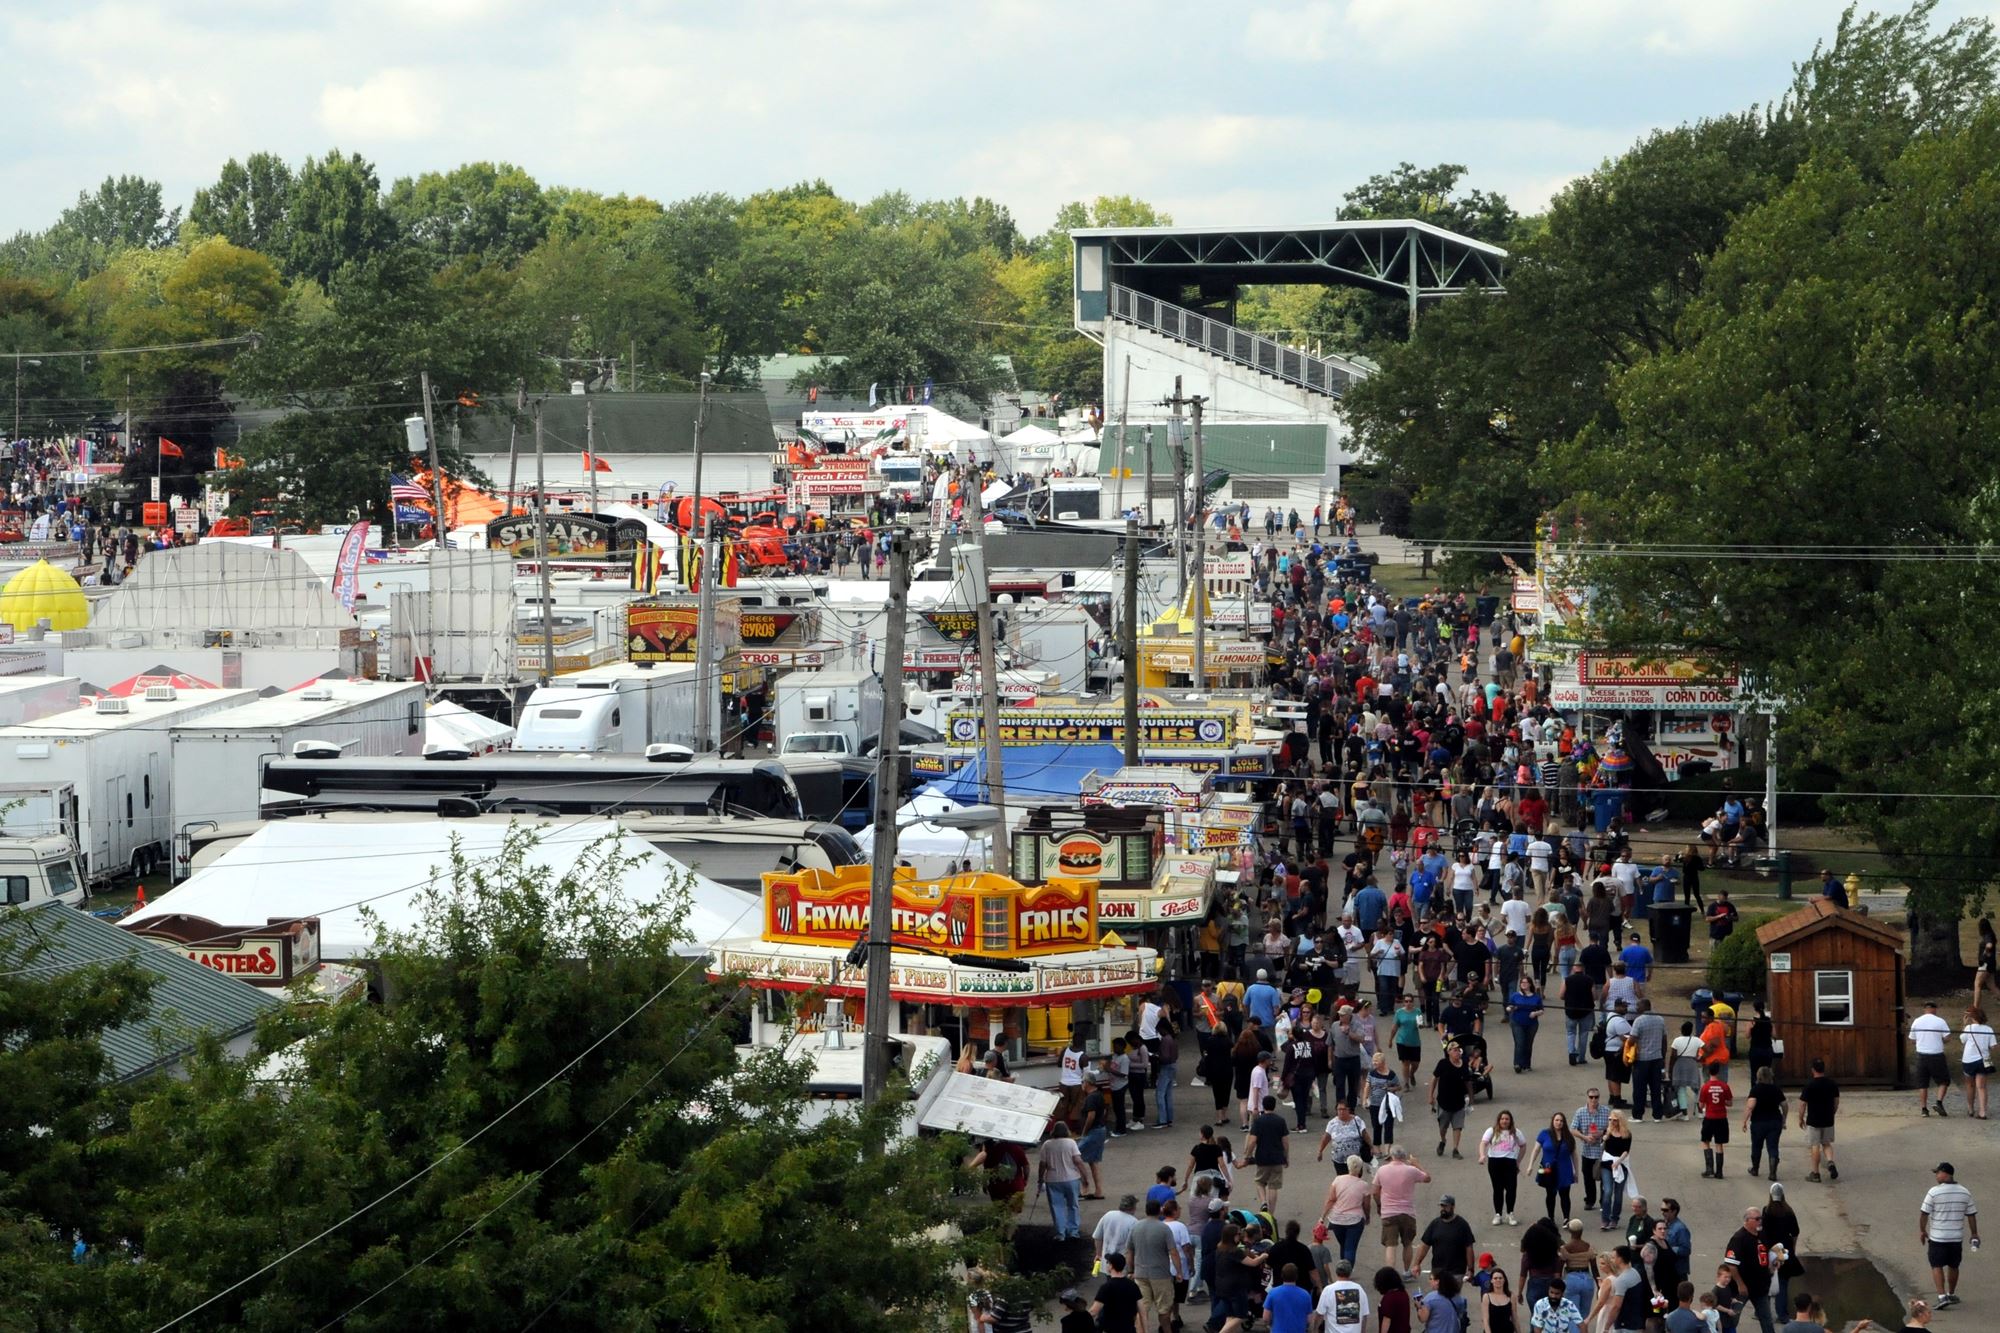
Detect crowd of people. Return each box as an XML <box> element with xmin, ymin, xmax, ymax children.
<box><xmin>1008</xmin><ymin>508</ymin><xmax>1968</xmax><ymax>1333</ymax></box>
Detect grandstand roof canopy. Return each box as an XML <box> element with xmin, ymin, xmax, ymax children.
<box><xmin>1072</xmin><ymin>218</ymin><xmax>1507</xmax><ymax>306</ymax></box>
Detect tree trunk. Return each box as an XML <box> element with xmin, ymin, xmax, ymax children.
<box><xmin>1906</xmin><ymin>904</ymin><xmax>1965</xmax><ymax>986</ymax></box>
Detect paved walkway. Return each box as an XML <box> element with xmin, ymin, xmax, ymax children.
<box><xmin>1055</xmin><ymin>1046</ymin><xmax>1987</xmax><ymax>1328</ymax></box>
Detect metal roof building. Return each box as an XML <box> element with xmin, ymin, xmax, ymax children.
<box><xmin>0</xmin><ymin>902</ymin><xmax>281</xmax><ymax>1082</ymax></box>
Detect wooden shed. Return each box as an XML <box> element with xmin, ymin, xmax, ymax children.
<box><xmin>1755</xmin><ymin>899</ymin><xmax>1906</xmax><ymax>1085</ymax></box>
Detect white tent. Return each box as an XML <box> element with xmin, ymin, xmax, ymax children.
<box><xmin>124</xmin><ymin>820</ymin><xmax>759</xmax><ymax>959</ymax></box>
<box><xmin>1000</xmin><ymin>423</ymin><xmax>1062</xmax><ymax>447</ymax></box>
<box><xmin>425</xmin><ymin>699</ymin><xmax>514</xmax><ymax>754</ymax></box>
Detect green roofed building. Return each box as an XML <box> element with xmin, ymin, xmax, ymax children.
<box><xmin>0</xmin><ymin>902</ymin><xmax>282</xmax><ymax>1084</ymax></box>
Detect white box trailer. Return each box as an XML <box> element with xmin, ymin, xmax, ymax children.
<box><xmin>0</xmin><ymin>675</ymin><xmax>81</xmax><ymax>727</ymax></box>
<box><xmin>167</xmin><ymin>680</ymin><xmax>429</xmax><ymax>878</ymax></box>
<box><xmin>0</xmin><ymin>686</ymin><xmax>257</xmax><ymax>886</ymax></box>
<box><xmin>512</xmin><ymin>661</ymin><xmax>710</xmax><ymax>754</ymax></box>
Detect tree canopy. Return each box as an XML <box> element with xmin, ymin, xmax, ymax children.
<box><xmin>1348</xmin><ymin>0</ymin><xmax>2000</xmax><ymax>968</ymax></box>
<box><xmin>0</xmin><ymin>831</ymin><xmax>990</xmax><ymax>1331</ymax></box>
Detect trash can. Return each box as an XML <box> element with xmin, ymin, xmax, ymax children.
<box><xmin>1650</xmin><ymin>904</ymin><xmax>1694</xmax><ymax>965</ymax></box>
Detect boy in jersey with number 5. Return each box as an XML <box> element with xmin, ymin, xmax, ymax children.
<box><xmin>1698</xmin><ymin>1070</ymin><xmax>1733</xmax><ymax>1178</ymax></box>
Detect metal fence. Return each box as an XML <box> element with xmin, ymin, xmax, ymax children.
<box><xmin>1110</xmin><ymin>284</ymin><xmax>1359</xmax><ymax>399</ymax></box>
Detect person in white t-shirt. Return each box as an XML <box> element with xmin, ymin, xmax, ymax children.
<box><xmin>1912</xmin><ymin>1000</ymin><xmax>1954</xmax><ymax>1116</ymax></box>
<box><xmin>1526</xmin><ymin>837</ymin><xmax>1555</xmax><ymax>898</ymax></box>
<box><xmin>1609</xmin><ymin>850</ymin><xmax>1643</xmax><ymax>915</ymax></box>
<box><xmin>1502</xmin><ymin>891</ymin><xmax>1533</xmax><ymax>942</ymax></box>
<box><xmin>1960</xmin><ymin>1005</ymin><xmax>1996</xmax><ymax>1120</ymax></box>
<box><xmin>1313</xmin><ymin>1257</ymin><xmax>1371</xmax><ymax>1333</ymax></box>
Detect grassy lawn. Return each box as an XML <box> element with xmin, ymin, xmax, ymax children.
<box><xmin>1373</xmin><ymin>561</ymin><xmax>1442</xmax><ymax>601</ymax></box>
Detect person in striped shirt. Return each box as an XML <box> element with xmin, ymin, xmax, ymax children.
<box><xmin>1920</xmin><ymin>1162</ymin><xmax>1979</xmax><ymax>1310</ymax></box>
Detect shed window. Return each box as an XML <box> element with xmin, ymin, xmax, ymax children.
<box><xmin>1814</xmin><ymin>969</ymin><xmax>1855</xmax><ymax>1026</ymax></box>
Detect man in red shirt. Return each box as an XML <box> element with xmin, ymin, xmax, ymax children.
<box><xmin>1699</xmin><ymin>1072</ymin><xmax>1735</xmax><ymax>1179</ymax></box>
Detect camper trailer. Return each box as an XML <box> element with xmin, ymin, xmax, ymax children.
<box><xmin>512</xmin><ymin>661</ymin><xmax>710</xmax><ymax>754</ymax></box>
<box><xmin>0</xmin><ymin>687</ymin><xmax>256</xmax><ymax>886</ymax></box>
<box><xmin>167</xmin><ymin>680</ymin><xmax>430</xmax><ymax>879</ymax></box>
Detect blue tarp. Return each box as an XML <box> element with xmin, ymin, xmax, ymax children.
<box><xmin>923</xmin><ymin>744</ymin><xmax>1126</xmax><ymax>804</ymax></box>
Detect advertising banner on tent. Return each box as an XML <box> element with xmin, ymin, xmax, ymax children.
<box><xmin>331</xmin><ymin>522</ymin><xmax>370</xmax><ymax>610</ymax></box>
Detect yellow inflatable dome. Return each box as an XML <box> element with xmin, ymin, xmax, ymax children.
<box><xmin>0</xmin><ymin>559</ymin><xmax>89</xmax><ymax>632</ymax></box>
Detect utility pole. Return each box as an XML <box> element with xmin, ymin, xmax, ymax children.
<box><xmin>862</xmin><ymin>530</ymin><xmax>911</xmax><ymax>1106</ymax></box>
<box><xmin>688</xmin><ymin>370</ymin><xmax>713</xmax><ymax>534</ymax></box>
<box><xmin>532</xmin><ymin>399</ymin><xmax>556</xmax><ymax>683</ymax></box>
<box><xmin>628</xmin><ymin>337</ymin><xmax>637</xmax><ymax>392</ymax></box>
<box><xmin>504</xmin><ymin>381</ymin><xmax>525</xmax><ymax>514</ymax></box>
<box><xmin>694</xmin><ymin>518</ymin><xmax>720</xmax><ymax>752</ymax></box>
<box><xmin>1123</xmin><ymin>518</ymin><xmax>1141</xmax><ymax>767</ymax></box>
<box><xmin>964</xmin><ymin>460</ymin><xmax>1009</xmax><ymax>878</ymax></box>
<box><xmin>1168</xmin><ymin>376</ymin><xmax>1186</xmax><ymax>602</ymax></box>
<box><xmin>585</xmin><ymin>392</ymin><xmax>599</xmax><ymax>515</ymax></box>
<box><xmin>1190</xmin><ymin>393</ymin><xmax>1206</xmax><ymax>689</ymax></box>
<box><xmin>1110</xmin><ymin>353</ymin><xmax>1131</xmax><ymax>517</ymax></box>
<box><xmin>419</xmin><ymin>370</ymin><xmax>446</xmax><ymax>542</ymax></box>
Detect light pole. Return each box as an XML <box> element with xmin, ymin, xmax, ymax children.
<box><xmin>13</xmin><ymin>356</ymin><xmax>41</xmax><ymax>441</ymax></box>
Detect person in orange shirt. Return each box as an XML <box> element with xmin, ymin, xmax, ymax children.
<box><xmin>1699</xmin><ymin>1008</ymin><xmax>1733</xmax><ymax>1082</ymax></box>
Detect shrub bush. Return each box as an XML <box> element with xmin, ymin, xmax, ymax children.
<box><xmin>1707</xmin><ymin>912</ymin><xmax>1781</xmax><ymax>997</ymax></box>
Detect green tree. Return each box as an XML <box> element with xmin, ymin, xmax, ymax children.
<box><xmin>187</xmin><ymin>153</ymin><xmax>295</xmax><ymax>252</ymax></box>
<box><xmin>225</xmin><ymin>245</ymin><xmax>529</xmax><ymax>525</ymax></box>
<box><xmin>275</xmin><ymin>149</ymin><xmax>398</xmax><ymax>287</ymax></box>
<box><xmin>1341</xmin><ymin>162</ymin><xmax>1517</xmax><ymax>244</ymax></box>
<box><xmin>1570</xmin><ymin>108</ymin><xmax>2000</xmax><ymax>975</ymax></box>
<box><xmin>0</xmin><ymin>175</ymin><xmax>180</xmax><ymax>283</ymax></box>
<box><xmin>387</xmin><ymin>161</ymin><xmax>550</xmax><ymax>268</ymax></box>
<box><xmin>515</xmin><ymin>231</ymin><xmax>702</xmax><ymax>389</ymax></box>
<box><xmin>1344</xmin><ymin>110</ymin><xmax>1800</xmax><ymax>561</ymax></box>
<box><xmin>0</xmin><ymin>275</ymin><xmax>88</xmax><ymax>438</ymax></box>
<box><xmin>793</xmin><ymin>221</ymin><xmax>1009</xmax><ymax>408</ymax></box>
<box><xmin>96</xmin><ymin>830</ymin><xmax>985</xmax><ymax>1332</ymax></box>
<box><xmin>73</xmin><ymin>238</ymin><xmax>284</xmax><ymax>481</ymax></box>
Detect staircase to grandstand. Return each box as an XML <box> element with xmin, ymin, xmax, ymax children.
<box><xmin>1108</xmin><ymin>284</ymin><xmax>1366</xmax><ymax>401</ymax></box>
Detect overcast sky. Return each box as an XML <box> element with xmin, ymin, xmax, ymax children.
<box><xmin>3</xmin><ymin>0</ymin><xmax>1995</xmax><ymax>239</ymax></box>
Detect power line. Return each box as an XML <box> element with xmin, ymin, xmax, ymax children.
<box><xmin>142</xmin><ymin>864</ymin><xmax>761</xmax><ymax>1333</ymax></box>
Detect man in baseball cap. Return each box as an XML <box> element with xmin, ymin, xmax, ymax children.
<box><xmin>1921</xmin><ymin>1161</ymin><xmax>1979</xmax><ymax>1308</ymax></box>
<box><xmin>1415</xmin><ymin>1193</ymin><xmax>1476</xmax><ymax>1279</ymax></box>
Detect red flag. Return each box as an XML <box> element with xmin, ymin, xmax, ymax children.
<box><xmin>157</xmin><ymin>438</ymin><xmax>185</xmax><ymax>459</ymax></box>
<box><xmin>582</xmin><ymin>451</ymin><xmax>612</xmax><ymax>473</ymax></box>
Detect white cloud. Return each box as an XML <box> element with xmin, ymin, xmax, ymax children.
<box><xmin>318</xmin><ymin>68</ymin><xmax>437</xmax><ymax>142</ymax></box>
<box><xmin>0</xmin><ymin>0</ymin><xmax>1943</xmax><ymax>237</ymax></box>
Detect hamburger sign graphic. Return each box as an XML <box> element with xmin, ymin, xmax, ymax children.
<box><xmin>1055</xmin><ymin>834</ymin><xmax>1110</xmax><ymax>878</ymax></box>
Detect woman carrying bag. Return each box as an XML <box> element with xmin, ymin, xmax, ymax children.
<box><xmin>1959</xmin><ymin>1005</ymin><xmax>1995</xmax><ymax>1120</ymax></box>
<box><xmin>1523</xmin><ymin>1112</ymin><xmax>1579</xmax><ymax>1223</ymax></box>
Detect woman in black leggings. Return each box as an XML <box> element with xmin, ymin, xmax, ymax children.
<box><xmin>1477</xmin><ymin>1109</ymin><xmax>1525</xmax><ymax>1224</ymax></box>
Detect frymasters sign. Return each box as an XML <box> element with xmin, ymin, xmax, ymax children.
<box><xmin>945</xmin><ymin>707</ymin><xmax>1234</xmax><ymax>749</ymax></box>
<box><xmin>762</xmin><ymin>866</ymin><xmax>1097</xmax><ymax>958</ymax></box>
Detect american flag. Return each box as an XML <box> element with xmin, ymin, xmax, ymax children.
<box><xmin>389</xmin><ymin>474</ymin><xmax>430</xmax><ymax>504</ymax></box>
